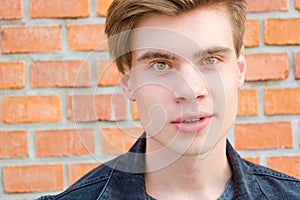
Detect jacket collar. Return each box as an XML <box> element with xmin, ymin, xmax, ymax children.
<box><xmin>226</xmin><ymin>141</ymin><xmax>264</xmax><ymax>199</ymax></box>
<box><xmin>100</xmin><ymin>134</ymin><xmax>265</xmax><ymax>199</ymax></box>
<box><xmin>99</xmin><ymin>134</ymin><xmax>148</xmax><ymax>199</ymax></box>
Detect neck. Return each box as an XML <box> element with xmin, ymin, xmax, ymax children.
<box><xmin>145</xmin><ymin>137</ymin><xmax>231</xmax><ymax>199</ymax></box>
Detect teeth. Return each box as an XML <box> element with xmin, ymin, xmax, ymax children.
<box><xmin>183</xmin><ymin>118</ymin><xmax>201</xmax><ymax>123</ymax></box>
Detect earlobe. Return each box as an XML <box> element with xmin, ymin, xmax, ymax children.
<box><xmin>119</xmin><ymin>73</ymin><xmax>136</xmax><ymax>101</ymax></box>
<box><xmin>237</xmin><ymin>48</ymin><xmax>247</xmax><ymax>88</ymax></box>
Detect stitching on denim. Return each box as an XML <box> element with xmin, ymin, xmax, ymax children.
<box><xmin>96</xmin><ymin>158</ymin><xmax>120</xmax><ymax>200</ymax></box>
<box><xmin>251</xmin><ymin>168</ymin><xmax>300</xmax><ymax>182</ymax></box>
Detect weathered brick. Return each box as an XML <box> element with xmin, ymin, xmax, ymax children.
<box><xmin>67</xmin><ymin>94</ymin><xmax>126</xmax><ymax>122</ymax></box>
<box><xmin>265</xmin><ymin>18</ymin><xmax>300</xmax><ymax>45</ymax></box>
<box><xmin>1</xmin><ymin>25</ymin><xmax>61</xmax><ymax>53</ymax></box>
<box><xmin>267</xmin><ymin>156</ymin><xmax>300</xmax><ymax>179</ymax></box>
<box><xmin>101</xmin><ymin>127</ymin><xmax>143</xmax><ymax>154</ymax></box>
<box><xmin>0</xmin><ymin>0</ymin><xmax>22</xmax><ymax>19</ymax></box>
<box><xmin>246</xmin><ymin>0</ymin><xmax>288</xmax><ymax>12</ymax></box>
<box><xmin>3</xmin><ymin>164</ymin><xmax>64</xmax><ymax>192</ymax></box>
<box><xmin>264</xmin><ymin>88</ymin><xmax>300</xmax><ymax>115</ymax></box>
<box><xmin>0</xmin><ymin>131</ymin><xmax>28</xmax><ymax>158</ymax></box>
<box><xmin>237</xmin><ymin>89</ymin><xmax>258</xmax><ymax>116</ymax></box>
<box><xmin>235</xmin><ymin>122</ymin><xmax>293</xmax><ymax>150</ymax></box>
<box><xmin>67</xmin><ymin>24</ymin><xmax>107</xmax><ymax>51</ymax></box>
<box><xmin>30</xmin><ymin>0</ymin><xmax>89</xmax><ymax>18</ymax></box>
<box><xmin>97</xmin><ymin>60</ymin><xmax>120</xmax><ymax>86</ymax></box>
<box><xmin>296</xmin><ymin>0</ymin><xmax>300</xmax><ymax>10</ymax></box>
<box><xmin>0</xmin><ymin>61</ymin><xmax>26</xmax><ymax>89</ymax></box>
<box><xmin>245</xmin><ymin>53</ymin><xmax>289</xmax><ymax>81</ymax></box>
<box><xmin>2</xmin><ymin>95</ymin><xmax>61</xmax><ymax>123</ymax></box>
<box><xmin>295</xmin><ymin>52</ymin><xmax>300</xmax><ymax>79</ymax></box>
<box><xmin>35</xmin><ymin>129</ymin><xmax>95</xmax><ymax>157</ymax></box>
<box><xmin>244</xmin><ymin>20</ymin><xmax>260</xmax><ymax>47</ymax></box>
<box><xmin>68</xmin><ymin>162</ymin><xmax>100</xmax><ymax>185</ymax></box>
<box><xmin>97</xmin><ymin>0</ymin><xmax>113</xmax><ymax>16</ymax></box>
<box><xmin>31</xmin><ymin>60</ymin><xmax>91</xmax><ymax>88</ymax></box>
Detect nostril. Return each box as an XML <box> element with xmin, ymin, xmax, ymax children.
<box><xmin>196</xmin><ymin>94</ymin><xmax>206</xmax><ymax>100</ymax></box>
<box><xmin>175</xmin><ymin>96</ymin><xmax>185</xmax><ymax>103</ymax></box>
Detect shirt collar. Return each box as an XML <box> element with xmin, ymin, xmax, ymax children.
<box><xmin>101</xmin><ymin>133</ymin><xmax>263</xmax><ymax>199</ymax></box>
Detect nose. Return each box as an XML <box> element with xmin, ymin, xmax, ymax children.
<box><xmin>173</xmin><ymin>63</ymin><xmax>208</xmax><ymax>103</ymax></box>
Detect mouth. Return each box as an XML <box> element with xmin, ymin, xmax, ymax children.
<box><xmin>182</xmin><ymin>118</ymin><xmax>204</xmax><ymax>123</ymax></box>
<box><xmin>171</xmin><ymin>114</ymin><xmax>212</xmax><ymax>133</ymax></box>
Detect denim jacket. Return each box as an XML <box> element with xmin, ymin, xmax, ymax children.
<box><xmin>39</xmin><ymin>134</ymin><xmax>300</xmax><ymax>200</ymax></box>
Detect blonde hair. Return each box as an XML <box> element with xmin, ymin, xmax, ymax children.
<box><xmin>105</xmin><ymin>0</ymin><xmax>246</xmax><ymax>74</ymax></box>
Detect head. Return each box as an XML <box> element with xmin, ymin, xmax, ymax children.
<box><xmin>104</xmin><ymin>0</ymin><xmax>247</xmax><ymax>160</ymax></box>
<box><xmin>105</xmin><ymin>0</ymin><xmax>247</xmax><ymax>74</ymax></box>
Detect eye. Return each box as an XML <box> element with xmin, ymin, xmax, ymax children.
<box><xmin>203</xmin><ymin>57</ymin><xmax>219</xmax><ymax>67</ymax></box>
<box><xmin>151</xmin><ymin>62</ymin><xmax>171</xmax><ymax>71</ymax></box>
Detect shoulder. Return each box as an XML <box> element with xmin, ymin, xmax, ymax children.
<box><xmin>38</xmin><ymin>158</ymin><xmax>118</xmax><ymax>200</ymax></box>
<box><xmin>244</xmin><ymin>159</ymin><xmax>300</xmax><ymax>198</ymax></box>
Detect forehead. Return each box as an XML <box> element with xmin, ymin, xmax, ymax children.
<box><xmin>131</xmin><ymin>7</ymin><xmax>234</xmax><ymax>59</ymax></box>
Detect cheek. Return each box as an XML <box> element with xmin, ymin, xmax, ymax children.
<box><xmin>221</xmin><ymin>66</ymin><xmax>240</xmax><ymax>117</ymax></box>
<box><xmin>134</xmin><ymin>85</ymin><xmax>174</xmax><ymax>125</ymax></box>
<box><xmin>203</xmin><ymin>64</ymin><xmax>239</xmax><ymax>114</ymax></box>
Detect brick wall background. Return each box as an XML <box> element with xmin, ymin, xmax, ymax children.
<box><xmin>0</xmin><ymin>0</ymin><xmax>299</xmax><ymax>199</ymax></box>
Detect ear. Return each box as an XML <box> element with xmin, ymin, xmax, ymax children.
<box><xmin>237</xmin><ymin>47</ymin><xmax>247</xmax><ymax>88</ymax></box>
<box><xmin>119</xmin><ymin>73</ymin><xmax>136</xmax><ymax>101</ymax></box>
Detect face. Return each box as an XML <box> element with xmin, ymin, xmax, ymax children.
<box><xmin>120</xmin><ymin>7</ymin><xmax>246</xmax><ymax>156</ymax></box>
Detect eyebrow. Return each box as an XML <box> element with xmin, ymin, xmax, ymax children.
<box><xmin>136</xmin><ymin>46</ymin><xmax>234</xmax><ymax>62</ymax></box>
<box><xmin>194</xmin><ymin>46</ymin><xmax>234</xmax><ymax>59</ymax></box>
<box><xmin>136</xmin><ymin>51</ymin><xmax>177</xmax><ymax>62</ymax></box>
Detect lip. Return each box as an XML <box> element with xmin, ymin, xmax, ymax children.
<box><xmin>171</xmin><ymin>113</ymin><xmax>213</xmax><ymax>133</ymax></box>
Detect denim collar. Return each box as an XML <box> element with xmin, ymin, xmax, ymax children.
<box><xmin>99</xmin><ymin>133</ymin><xmax>272</xmax><ymax>199</ymax></box>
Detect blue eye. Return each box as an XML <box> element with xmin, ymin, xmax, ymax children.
<box><xmin>203</xmin><ymin>57</ymin><xmax>219</xmax><ymax>67</ymax></box>
<box><xmin>151</xmin><ymin>62</ymin><xmax>170</xmax><ymax>71</ymax></box>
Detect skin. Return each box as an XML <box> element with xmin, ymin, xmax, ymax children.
<box><xmin>120</xmin><ymin>6</ymin><xmax>246</xmax><ymax>200</ymax></box>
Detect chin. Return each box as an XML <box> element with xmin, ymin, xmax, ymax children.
<box><xmin>180</xmin><ymin>146</ymin><xmax>213</xmax><ymax>157</ymax></box>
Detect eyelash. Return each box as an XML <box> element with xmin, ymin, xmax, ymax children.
<box><xmin>149</xmin><ymin>61</ymin><xmax>172</xmax><ymax>72</ymax></box>
<box><xmin>147</xmin><ymin>55</ymin><xmax>222</xmax><ymax>72</ymax></box>
<box><xmin>201</xmin><ymin>56</ymin><xmax>222</xmax><ymax>67</ymax></box>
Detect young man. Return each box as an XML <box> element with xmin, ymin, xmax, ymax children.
<box><xmin>39</xmin><ymin>0</ymin><xmax>300</xmax><ymax>199</ymax></box>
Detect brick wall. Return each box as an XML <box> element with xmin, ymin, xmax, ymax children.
<box><xmin>0</xmin><ymin>0</ymin><xmax>299</xmax><ymax>199</ymax></box>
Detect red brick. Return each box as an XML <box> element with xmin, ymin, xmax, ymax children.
<box><xmin>264</xmin><ymin>88</ymin><xmax>300</xmax><ymax>115</ymax></box>
<box><xmin>295</xmin><ymin>52</ymin><xmax>300</xmax><ymax>79</ymax></box>
<box><xmin>267</xmin><ymin>156</ymin><xmax>300</xmax><ymax>179</ymax></box>
<box><xmin>97</xmin><ymin>60</ymin><xmax>120</xmax><ymax>86</ymax></box>
<box><xmin>68</xmin><ymin>162</ymin><xmax>100</xmax><ymax>185</ymax></box>
<box><xmin>237</xmin><ymin>89</ymin><xmax>258</xmax><ymax>116</ymax></box>
<box><xmin>0</xmin><ymin>61</ymin><xmax>25</xmax><ymax>89</ymax></box>
<box><xmin>0</xmin><ymin>131</ymin><xmax>28</xmax><ymax>158</ymax></box>
<box><xmin>244</xmin><ymin>20</ymin><xmax>260</xmax><ymax>47</ymax></box>
<box><xmin>3</xmin><ymin>164</ymin><xmax>64</xmax><ymax>192</ymax></box>
<box><xmin>35</xmin><ymin>129</ymin><xmax>95</xmax><ymax>157</ymax></box>
<box><xmin>1</xmin><ymin>25</ymin><xmax>61</xmax><ymax>53</ymax></box>
<box><xmin>31</xmin><ymin>60</ymin><xmax>91</xmax><ymax>88</ymax></box>
<box><xmin>67</xmin><ymin>94</ymin><xmax>126</xmax><ymax>122</ymax></box>
<box><xmin>132</xmin><ymin>102</ymin><xmax>139</xmax><ymax>120</ymax></box>
<box><xmin>245</xmin><ymin>53</ymin><xmax>289</xmax><ymax>81</ymax></box>
<box><xmin>296</xmin><ymin>0</ymin><xmax>300</xmax><ymax>10</ymax></box>
<box><xmin>101</xmin><ymin>127</ymin><xmax>143</xmax><ymax>154</ymax></box>
<box><xmin>97</xmin><ymin>0</ymin><xmax>113</xmax><ymax>16</ymax></box>
<box><xmin>67</xmin><ymin>24</ymin><xmax>107</xmax><ymax>51</ymax></box>
<box><xmin>243</xmin><ymin>157</ymin><xmax>260</xmax><ymax>165</ymax></box>
<box><xmin>0</xmin><ymin>0</ymin><xmax>22</xmax><ymax>19</ymax></box>
<box><xmin>30</xmin><ymin>0</ymin><xmax>89</xmax><ymax>18</ymax></box>
<box><xmin>246</xmin><ymin>0</ymin><xmax>288</xmax><ymax>12</ymax></box>
<box><xmin>2</xmin><ymin>95</ymin><xmax>61</xmax><ymax>123</ymax></box>
<box><xmin>235</xmin><ymin>122</ymin><xmax>293</xmax><ymax>150</ymax></box>
<box><xmin>265</xmin><ymin>18</ymin><xmax>300</xmax><ymax>45</ymax></box>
